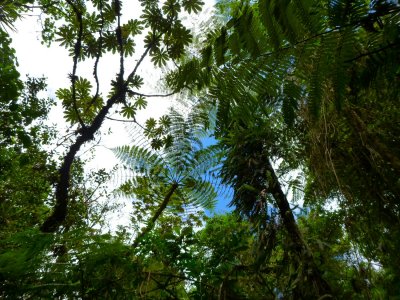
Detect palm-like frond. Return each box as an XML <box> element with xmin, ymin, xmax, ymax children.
<box><xmin>114</xmin><ymin>145</ymin><xmax>165</xmax><ymax>178</ymax></box>
<box><xmin>112</xmin><ymin>107</ymin><xmax>231</xmax><ymax>217</ymax></box>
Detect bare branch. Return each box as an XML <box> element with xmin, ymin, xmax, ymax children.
<box><xmin>86</xmin><ymin>0</ymin><xmax>105</xmax><ymax>111</ymax></box>
<box><xmin>128</xmin><ymin>89</ymin><xmax>176</xmax><ymax>98</ymax></box>
<box><xmin>125</xmin><ymin>46</ymin><xmax>151</xmax><ymax>87</ymax></box>
<box><xmin>106</xmin><ymin>116</ymin><xmax>136</xmax><ymax>123</ymax></box>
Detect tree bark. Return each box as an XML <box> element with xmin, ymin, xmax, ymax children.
<box><xmin>40</xmin><ymin>94</ymin><xmax>121</xmax><ymax>233</ymax></box>
<box><xmin>265</xmin><ymin>159</ymin><xmax>332</xmax><ymax>297</ymax></box>
<box><xmin>40</xmin><ymin>41</ymin><xmax>152</xmax><ymax>233</ymax></box>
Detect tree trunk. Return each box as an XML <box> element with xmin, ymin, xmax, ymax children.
<box><xmin>265</xmin><ymin>159</ymin><xmax>332</xmax><ymax>298</ymax></box>
<box><xmin>132</xmin><ymin>182</ymin><xmax>179</xmax><ymax>247</ymax></box>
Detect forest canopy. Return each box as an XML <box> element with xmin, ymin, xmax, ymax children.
<box><xmin>1</xmin><ymin>0</ymin><xmax>400</xmax><ymax>298</ymax></box>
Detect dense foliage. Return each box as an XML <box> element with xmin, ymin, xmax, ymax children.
<box><xmin>1</xmin><ymin>0</ymin><xmax>399</xmax><ymax>298</ymax></box>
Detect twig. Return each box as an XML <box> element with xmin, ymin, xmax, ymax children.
<box><xmin>345</xmin><ymin>42</ymin><xmax>399</xmax><ymax>63</ymax></box>
<box><xmin>125</xmin><ymin>46</ymin><xmax>151</xmax><ymax>87</ymax></box>
<box><xmin>128</xmin><ymin>89</ymin><xmax>176</xmax><ymax>98</ymax></box>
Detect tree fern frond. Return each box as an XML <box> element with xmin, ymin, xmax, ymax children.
<box><xmin>271</xmin><ymin>0</ymin><xmax>299</xmax><ymax>44</ymax></box>
<box><xmin>238</xmin><ymin>6</ymin><xmax>262</xmax><ymax>57</ymax></box>
<box><xmin>227</xmin><ymin>30</ymin><xmax>242</xmax><ymax>56</ymax></box>
<box><xmin>124</xmin><ymin>124</ymin><xmax>151</xmax><ymax>148</ymax></box>
<box><xmin>112</xmin><ymin>107</ymin><xmax>232</xmax><ymax>221</ymax></box>
<box><xmin>166</xmin><ymin>58</ymin><xmax>204</xmax><ymax>90</ymax></box>
<box><xmin>306</xmin><ymin>32</ymin><xmax>336</xmax><ymax>117</ymax></box>
<box><xmin>327</xmin><ymin>0</ymin><xmax>369</xmax><ymax>28</ymax></box>
<box><xmin>292</xmin><ymin>0</ymin><xmax>322</xmax><ymax>36</ymax></box>
<box><xmin>258</xmin><ymin>0</ymin><xmax>283</xmax><ymax>49</ymax></box>
<box><xmin>214</xmin><ymin>26</ymin><xmax>228</xmax><ymax>66</ymax></box>
<box><xmin>332</xmin><ymin>27</ymin><xmax>357</xmax><ymax>110</ymax></box>
<box><xmin>201</xmin><ymin>44</ymin><xmax>213</xmax><ymax>67</ymax></box>
<box><xmin>113</xmin><ymin>145</ymin><xmax>165</xmax><ymax>178</ymax></box>
<box><xmin>180</xmin><ymin>177</ymin><xmax>217</xmax><ymax>209</ymax></box>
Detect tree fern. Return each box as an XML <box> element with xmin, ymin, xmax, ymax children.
<box><xmin>258</xmin><ymin>0</ymin><xmax>283</xmax><ymax>49</ymax></box>
<box><xmin>332</xmin><ymin>27</ymin><xmax>357</xmax><ymax>110</ymax></box>
<box><xmin>112</xmin><ymin>107</ymin><xmax>232</xmax><ymax>245</ymax></box>
<box><xmin>162</xmin><ymin>0</ymin><xmax>400</xmax><ymax>296</ymax></box>
<box><xmin>214</xmin><ymin>26</ymin><xmax>227</xmax><ymax>65</ymax></box>
<box><xmin>168</xmin><ymin>0</ymin><xmax>400</xmax><ymax>123</ymax></box>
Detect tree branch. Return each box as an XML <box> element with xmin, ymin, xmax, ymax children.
<box><xmin>128</xmin><ymin>89</ymin><xmax>176</xmax><ymax>98</ymax></box>
<box><xmin>65</xmin><ymin>0</ymin><xmax>85</xmax><ymax>129</ymax></box>
<box><xmin>116</xmin><ymin>1</ymin><xmax>124</xmax><ymax>91</ymax></box>
<box><xmin>125</xmin><ymin>46</ymin><xmax>151</xmax><ymax>88</ymax></box>
<box><xmin>345</xmin><ymin>42</ymin><xmax>399</xmax><ymax>63</ymax></box>
<box><xmin>40</xmin><ymin>93</ymin><xmax>122</xmax><ymax>233</ymax></box>
<box><xmin>40</xmin><ymin>23</ymin><xmax>156</xmax><ymax>233</ymax></box>
<box><xmin>86</xmin><ymin>0</ymin><xmax>104</xmax><ymax>111</ymax></box>
<box><xmin>106</xmin><ymin>116</ymin><xmax>137</xmax><ymax>123</ymax></box>
<box><xmin>265</xmin><ymin>159</ymin><xmax>332</xmax><ymax>297</ymax></box>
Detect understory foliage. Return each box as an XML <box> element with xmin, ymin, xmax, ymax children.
<box><xmin>1</xmin><ymin>0</ymin><xmax>400</xmax><ymax>299</ymax></box>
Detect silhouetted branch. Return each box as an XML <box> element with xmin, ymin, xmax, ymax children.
<box><xmin>65</xmin><ymin>0</ymin><xmax>85</xmax><ymax>129</ymax></box>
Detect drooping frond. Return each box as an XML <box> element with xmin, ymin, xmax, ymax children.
<box><xmin>168</xmin><ymin>0</ymin><xmax>400</xmax><ymax>123</ymax></box>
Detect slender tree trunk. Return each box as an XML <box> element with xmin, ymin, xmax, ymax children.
<box><xmin>132</xmin><ymin>182</ymin><xmax>179</xmax><ymax>247</ymax></box>
<box><xmin>265</xmin><ymin>159</ymin><xmax>332</xmax><ymax>298</ymax></box>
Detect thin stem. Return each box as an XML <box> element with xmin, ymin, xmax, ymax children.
<box><xmin>86</xmin><ymin>0</ymin><xmax>104</xmax><ymax>111</ymax></box>
<box><xmin>128</xmin><ymin>90</ymin><xmax>176</xmax><ymax>98</ymax></box>
<box><xmin>125</xmin><ymin>46</ymin><xmax>151</xmax><ymax>87</ymax></box>
<box><xmin>132</xmin><ymin>182</ymin><xmax>179</xmax><ymax>247</ymax></box>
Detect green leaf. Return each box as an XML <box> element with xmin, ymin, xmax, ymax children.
<box><xmin>151</xmin><ymin>48</ymin><xmax>169</xmax><ymax>67</ymax></box>
<box><xmin>182</xmin><ymin>0</ymin><xmax>204</xmax><ymax>14</ymax></box>
<box><xmin>134</xmin><ymin>96</ymin><xmax>147</xmax><ymax>109</ymax></box>
<box><xmin>159</xmin><ymin>115</ymin><xmax>171</xmax><ymax>128</ymax></box>
<box><xmin>121</xmin><ymin>105</ymin><xmax>136</xmax><ymax>119</ymax></box>
<box><xmin>129</xmin><ymin>75</ymin><xmax>144</xmax><ymax>89</ymax></box>
<box><xmin>162</xmin><ymin>0</ymin><xmax>181</xmax><ymax>17</ymax></box>
<box><xmin>122</xmin><ymin>19</ymin><xmax>143</xmax><ymax>36</ymax></box>
<box><xmin>145</xmin><ymin>118</ymin><xmax>157</xmax><ymax>130</ymax></box>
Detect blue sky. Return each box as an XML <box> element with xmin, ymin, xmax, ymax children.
<box><xmin>201</xmin><ymin>136</ymin><xmax>234</xmax><ymax>215</ymax></box>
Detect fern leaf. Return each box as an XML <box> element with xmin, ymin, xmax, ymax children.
<box><xmin>258</xmin><ymin>0</ymin><xmax>282</xmax><ymax>49</ymax></box>
<box><xmin>332</xmin><ymin>27</ymin><xmax>356</xmax><ymax>111</ymax></box>
<box><xmin>214</xmin><ymin>26</ymin><xmax>227</xmax><ymax>65</ymax></box>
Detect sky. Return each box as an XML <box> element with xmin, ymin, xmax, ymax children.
<box><xmin>9</xmin><ymin>0</ymin><xmax>231</xmax><ymax>230</ymax></box>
